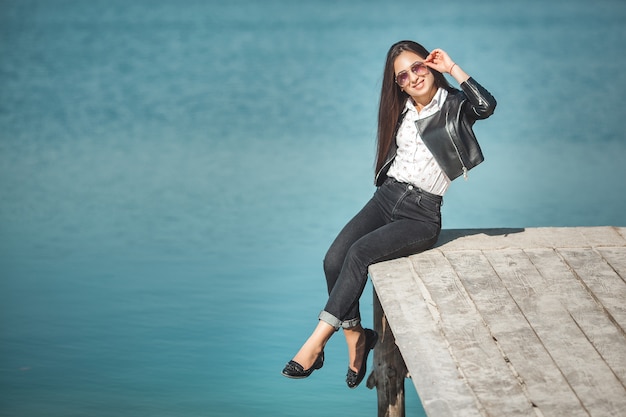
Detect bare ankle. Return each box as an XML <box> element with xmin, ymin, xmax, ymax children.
<box><xmin>293</xmin><ymin>346</ymin><xmax>322</xmax><ymax>369</ymax></box>
<box><xmin>344</xmin><ymin>327</ymin><xmax>365</xmax><ymax>371</ymax></box>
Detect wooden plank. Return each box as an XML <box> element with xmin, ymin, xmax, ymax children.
<box><xmin>435</xmin><ymin>227</ymin><xmax>626</xmax><ymax>251</ymax></box>
<box><xmin>369</xmin><ymin>227</ymin><xmax>626</xmax><ymax>417</ymax></box>
<box><xmin>450</xmin><ymin>249</ymin><xmax>589</xmax><ymax>417</ymax></box>
<box><xmin>575</xmin><ymin>226</ymin><xmax>626</xmax><ymax>248</ymax></box>
<box><xmin>488</xmin><ymin>252</ymin><xmax>626</xmax><ymax>416</ymax></box>
<box><xmin>558</xmin><ymin>248</ymin><xmax>626</xmax><ymax>331</ymax></box>
<box><xmin>409</xmin><ymin>250</ymin><xmax>536</xmax><ymax>416</ymax></box>
<box><xmin>597</xmin><ymin>247</ymin><xmax>626</xmax><ymax>284</ymax></box>
<box><xmin>526</xmin><ymin>248</ymin><xmax>626</xmax><ymax>386</ymax></box>
<box><xmin>369</xmin><ymin>258</ymin><xmax>484</xmax><ymax>417</ymax></box>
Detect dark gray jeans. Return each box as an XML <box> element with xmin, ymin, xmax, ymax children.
<box><xmin>319</xmin><ymin>177</ymin><xmax>442</xmax><ymax>329</ymax></box>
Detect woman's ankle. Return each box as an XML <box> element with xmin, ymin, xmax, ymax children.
<box><xmin>292</xmin><ymin>342</ymin><xmax>323</xmax><ymax>369</ymax></box>
<box><xmin>292</xmin><ymin>322</ymin><xmax>335</xmax><ymax>369</ymax></box>
<box><xmin>344</xmin><ymin>326</ymin><xmax>365</xmax><ymax>371</ymax></box>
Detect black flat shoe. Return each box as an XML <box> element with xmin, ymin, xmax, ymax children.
<box><xmin>346</xmin><ymin>328</ymin><xmax>378</xmax><ymax>388</ymax></box>
<box><xmin>281</xmin><ymin>350</ymin><xmax>324</xmax><ymax>379</ymax></box>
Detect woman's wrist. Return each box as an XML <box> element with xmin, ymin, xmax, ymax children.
<box><xmin>448</xmin><ymin>63</ymin><xmax>470</xmax><ymax>84</ymax></box>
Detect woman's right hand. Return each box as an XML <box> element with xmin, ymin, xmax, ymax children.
<box><xmin>424</xmin><ymin>48</ymin><xmax>455</xmax><ymax>73</ymax></box>
<box><xmin>425</xmin><ymin>48</ymin><xmax>470</xmax><ymax>84</ymax></box>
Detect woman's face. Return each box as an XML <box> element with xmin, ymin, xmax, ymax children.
<box><xmin>393</xmin><ymin>51</ymin><xmax>437</xmax><ymax>107</ymax></box>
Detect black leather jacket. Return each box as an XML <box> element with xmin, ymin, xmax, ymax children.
<box><xmin>375</xmin><ymin>77</ymin><xmax>497</xmax><ymax>187</ymax></box>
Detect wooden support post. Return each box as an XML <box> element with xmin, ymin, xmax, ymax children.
<box><xmin>367</xmin><ymin>289</ymin><xmax>408</xmax><ymax>417</ymax></box>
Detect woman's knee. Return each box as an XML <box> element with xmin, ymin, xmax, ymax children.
<box><xmin>323</xmin><ymin>249</ymin><xmax>343</xmax><ymax>281</ymax></box>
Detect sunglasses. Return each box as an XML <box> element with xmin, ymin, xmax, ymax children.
<box><xmin>395</xmin><ymin>61</ymin><xmax>429</xmax><ymax>87</ymax></box>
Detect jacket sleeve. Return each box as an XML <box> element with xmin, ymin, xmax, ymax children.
<box><xmin>460</xmin><ymin>77</ymin><xmax>497</xmax><ymax>120</ymax></box>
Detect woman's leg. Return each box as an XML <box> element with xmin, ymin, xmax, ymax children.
<box><xmin>323</xmin><ymin>181</ymin><xmax>442</xmax><ymax>328</ymax></box>
<box><xmin>332</xmin><ymin>217</ymin><xmax>440</xmax><ymax>372</ymax></box>
<box><xmin>324</xmin><ymin>216</ymin><xmax>440</xmax><ymax>326</ymax></box>
<box><xmin>323</xmin><ymin>182</ymin><xmax>442</xmax><ymax>371</ymax></box>
<box><xmin>287</xmin><ymin>197</ymin><xmax>386</xmax><ymax>370</ymax></box>
<box><xmin>323</xmin><ymin>196</ymin><xmax>386</xmax><ymax>297</ymax></box>
<box><xmin>286</xmin><ymin>180</ymin><xmax>441</xmax><ymax>378</ymax></box>
<box><xmin>343</xmin><ymin>324</ymin><xmax>365</xmax><ymax>372</ymax></box>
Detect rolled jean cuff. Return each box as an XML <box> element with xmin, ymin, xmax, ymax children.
<box><xmin>318</xmin><ymin>310</ymin><xmax>341</xmax><ymax>330</ymax></box>
<box><xmin>340</xmin><ymin>317</ymin><xmax>361</xmax><ymax>329</ymax></box>
<box><xmin>318</xmin><ymin>310</ymin><xmax>361</xmax><ymax>330</ymax></box>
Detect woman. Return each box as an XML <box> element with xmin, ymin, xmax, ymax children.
<box><xmin>282</xmin><ymin>40</ymin><xmax>496</xmax><ymax>388</ymax></box>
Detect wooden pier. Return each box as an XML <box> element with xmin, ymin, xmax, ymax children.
<box><xmin>367</xmin><ymin>226</ymin><xmax>626</xmax><ymax>417</ymax></box>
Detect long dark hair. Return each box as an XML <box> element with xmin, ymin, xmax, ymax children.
<box><xmin>375</xmin><ymin>41</ymin><xmax>452</xmax><ymax>174</ymax></box>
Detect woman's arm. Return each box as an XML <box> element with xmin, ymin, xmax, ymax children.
<box><xmin>425</xmin><ymin>48</ymin><xmax>496</xmax><ymax>119</ymax></box>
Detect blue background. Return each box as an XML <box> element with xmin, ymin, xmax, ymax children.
<box><xmin>1</xmin><ymin>0</ymin><xmax>625</xmax><ymax>416</ymax></box>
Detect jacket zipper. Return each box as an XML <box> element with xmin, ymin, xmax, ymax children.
<box><xmin>444</xmin><ymin>109</ymin><xmax>469</xmax><ymax>180</ymax></box>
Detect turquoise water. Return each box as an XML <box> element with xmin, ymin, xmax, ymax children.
<box><xmin>1</xmin><ymin>1</ymin><xmax>625</xmax><ymax>416</ymax></box>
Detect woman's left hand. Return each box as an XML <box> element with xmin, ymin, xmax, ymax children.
<box><xmin>424</xmin><ymin>48</ymin><xmax>456</xmax><ymax>74</ymax></box>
